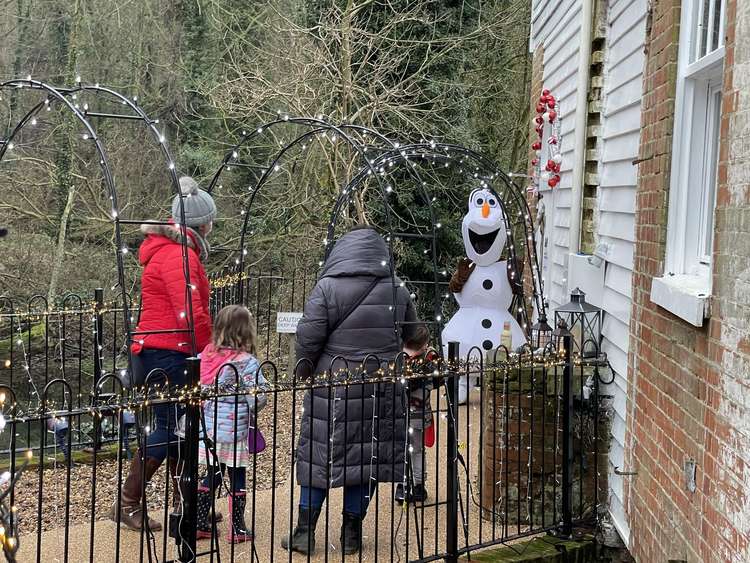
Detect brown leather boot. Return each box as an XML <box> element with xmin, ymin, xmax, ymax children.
<box><xmin>109</xmin><ymin>454</ymin><xmax>163</xmax><ymax>531</ymax></box>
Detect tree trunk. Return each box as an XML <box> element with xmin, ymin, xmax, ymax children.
<box><xmin>47</xmin><ymin>0</ymin><xmax>80</xmax><ymax>305</ymax></box>
<box><xmin>47</xmin><ymin>186</ymin><xmax>76</xmax><ymax>304</ymax></box>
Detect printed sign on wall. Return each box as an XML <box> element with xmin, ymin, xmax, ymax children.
<box><xmin>276</xmin><ymin>312</ymin><xmax>303</xmax><ymax>334</ymax></box>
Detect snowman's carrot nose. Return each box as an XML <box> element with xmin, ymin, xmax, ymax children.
<box><xmin>482</xmin><ymin>202</ymin><xmax>490</xmax><ymax>218</ymax></box>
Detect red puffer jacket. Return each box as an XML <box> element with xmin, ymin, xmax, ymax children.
<box><xmin>132</xmin><ymin>224</ymin><xmax>212</xmax><ymax>355</ymax></box>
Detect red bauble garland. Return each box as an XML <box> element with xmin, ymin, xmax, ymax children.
<box><xmin>529</xmin><ymin>88</ymin><xmax>563</xmax><ymax>192</ymax></box>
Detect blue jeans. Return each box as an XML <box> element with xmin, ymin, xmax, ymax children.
<box><xmin>299</xmin><ymin>483</ymin><xmax>376</xmax><ymax>518</ymax></box>
<box><xmin>55</xmin><ymin>427</ymin><xmax>70</xmax><ymax>462</ymax></box>
<box><xmin>140</xmin><ymin>349</ymin><xmax>189</xmax><ymax>463</ymax></box>
<box><xmin>202</xmin><ymin>463</ymin><xmax>246</xmax><ymax>494</ymax></box>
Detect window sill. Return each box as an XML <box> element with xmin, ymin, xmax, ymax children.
<box><xmin>650</xmin><ymin>274</ymin><xmax>711</xmax><ymax>327</ymax></box>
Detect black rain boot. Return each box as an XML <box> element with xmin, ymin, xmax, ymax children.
<box><xmin>281</xmin><ymin>507</ymin><xmax>321</xmax><ymax>554</ymax></box>
<box><xmin>196</xmin><ymin>487</ymin><xmax>215</xmax><ymax>540</ymax></box>
<box><xmin>340</xmin><ymin>512</ymin><xmax>362</xmax><ymax>555</ymax></box>
<box><xmin>227</xmin><ymin>492</ymin><xmax>252</xmax><ymax>543</ymax></box>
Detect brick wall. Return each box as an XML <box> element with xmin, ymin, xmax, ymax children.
<box><xmin>626</xmin><ymin>0</ymin><xmax>750</xmax><ymax>561</ymax></box>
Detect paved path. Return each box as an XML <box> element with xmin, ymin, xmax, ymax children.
<box><xmin>18</xmin><ymin>391</ymin><xmax>523</xmax><ymax>562</ymax></box>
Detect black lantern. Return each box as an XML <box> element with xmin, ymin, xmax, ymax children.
<box><xmin>531</xmin><ymin>313</ymin><xmax>553</xmax><ymax>350</ymax></box>
<box><xmin>554</xmin><ymin>288</ymin><xmax>602</xmax><ymax>358</ymax></box>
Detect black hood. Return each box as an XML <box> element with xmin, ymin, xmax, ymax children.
<box><xmin>321</xmin><ymin>228</ymin><xmax>392</xmax><ymax>278</ymax></box>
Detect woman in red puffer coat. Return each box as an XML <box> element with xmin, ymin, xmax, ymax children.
<box><xmin>110</xmin><ymin>176</ymin><xmax>216</xmax><ymax>532</ymax></box>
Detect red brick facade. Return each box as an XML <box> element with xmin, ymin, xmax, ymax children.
<box><xmin>626</xmin><ymin>0</ymin><xmax>750</xmax><ymax>561</ymax></box>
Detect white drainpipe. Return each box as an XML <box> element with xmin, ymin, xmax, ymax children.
<box><xmin>568</xmin><ymin>0</ymin><xmax>594</xmax><ymax>256</ymax></box>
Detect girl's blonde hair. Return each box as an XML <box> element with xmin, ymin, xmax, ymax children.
<box><xmin>212</xmin><ymin>305</ymin><xmax>257</xmax><ymax>354</ymax></box>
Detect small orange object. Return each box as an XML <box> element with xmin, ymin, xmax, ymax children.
<box><xmin>481</xmin><ymin>202</ymin><xmax>490</xmax><ymax>218</ymax></box>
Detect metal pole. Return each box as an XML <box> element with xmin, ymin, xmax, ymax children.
<box><xmin>445</xmin><ymin>341</ymin><xmax>460</xmax><ymax>562</ymax></box>
<box><xmin>92</xmin><ymin>288</ymin><xmax>104</xmax><ymax>451</ymax></box>
<box><xmin>561</xmin><ymin>333</ymin><xmax>573</xmax><ymax>537</ymax></box>
<box><xmin>178</xmin><ymin>357</ymin><xmax>200</xmax><ymax>562</ymax></box>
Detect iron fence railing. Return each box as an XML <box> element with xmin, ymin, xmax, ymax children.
<box><xmin>0</xmin><ymin>338</ymin><xmax>605</xmax><ymax>563</ymax></box>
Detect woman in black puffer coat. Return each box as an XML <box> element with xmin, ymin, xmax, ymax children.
<box><xmin>283</xmin><ymin>226</ymin><xmax>418</xmax><ymax>555</ymax></box>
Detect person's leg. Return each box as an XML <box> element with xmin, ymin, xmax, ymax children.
<box><xmin>197</xmin><ymin>461</ymin><xmax>225</xmax><ymax>538</ymax></box>
<box><xmin>282</xmin><ymin>486</ymin><xmax>326</xmax><ymax>553</ymax></box>
<box><xmin>55</xmin><ymin>426</ymin><xmax>70</xmax><ymax>463</ymax></box>
<box><xmin>343</xmin><ymin>481</ymin><xmax>377</xmax><ymax>517</ymax></box>
<box><xmin>226</xmin><ymin>466</ymin><xmax>251</xmax><ymax>542</ymax></box>
<box><xmin>122</xmin><ymin>423</ymin><xmax>134</xmax><ymax>459</ymax></box>
<box><xmin>111</xmin><ymin>350</ymin><xmax>187</xmax><ymax>531</ymax></box>
<box><xmin>298</xmin><ymin>486</ymin><xmax>326</xmax><ymax>511</ymax></box>
<box><xmin>341</xmin><ymin>481</ymin><xmax>376</xmax><ymax>554</ymax></box>
<box><xmin>411</xmin><ymin>431</ymin><xmax>425</xmax><ymax>485</ymax></box>
<box><xmin>200</xmin><ymin>461</ymin><xmax>224</xmax><ymax>492</ymax></box>
<box><xmin>410</xmin><ymin>429</ymin><xmax>428</xmax><ymax>502</ymax></box>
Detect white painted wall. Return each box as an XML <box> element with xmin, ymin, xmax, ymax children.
<box><xmin>597</xmin><ymin>0</ymin><xmax>647</xmax><ymax>544</ymax></box>
<box><xmin>531</xmin><ymin>0</ymin><xmax>584</xmax><ymax>310</ymax></box>
<box><xmin>531</xmin><ymin>0</ymin><xmax>648</xmax><ymax>545</ymax></box>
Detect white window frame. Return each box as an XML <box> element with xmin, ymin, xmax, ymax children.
<box><xmin>651</xmin><ymin>0</ymin><xmax>726</xmax><ymax>327</ymax></box>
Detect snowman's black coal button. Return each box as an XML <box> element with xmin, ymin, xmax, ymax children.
<box><xmin>482</xmin><ymin>339</ymin><xmax>493</xmax><ymax>350</ymax></box>
<box><xmin>482</xmin><ymin>319</ymin><xmax>492</xmax><ymax>329</ymax></box>
<box><xmin>483</xmin><ymin>279</ymin><xmax>493</xmax><ymax>290</ymax></box>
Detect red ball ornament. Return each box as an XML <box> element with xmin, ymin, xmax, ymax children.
<box><xmin>542</xmin><ymin>88</ymin><xmax>550</xmax><ymax>96</ymax></box>
<box><xmin>548</xmin><ymin>136</ymin><xmax>558</xmax><ymax>145</ymax></box>
<box><xmin>535</xmin><ymin>116</ymin><xmax>544</xmax><ymax>124</ymax></box>
<box><xmin>547</xmin><ymin>159</ymin><xmax>556</xmax><ymax>170</ymax></box>
<box><xmin>547</xmin><ymin>96</ymin><xmax>556</xmax><ymax>108</ymax></box>
<box><xmin>548</xmin><ymin>110</ymin><xmax>557</xmax><ymax>122</ymax></box>
<box><xmin>531</xmin><ymin>158</ymin><xmax>538</xmax><ymax>166</ymax></box>
<box><xmin>532</xmin><ymin>141</ymin><xmax>542</xmax><ymax>151</ymax></box>
<box><xmin>536</xmin><ymin>104</ymin><xmax>545</xmax><ymax>113</ymax></box>
<box><xmin>535</xmin><ymin>126</ymin><xmax>543</xmax><ymax>136</ymax></box>
<box><xmin>547</xmin><ymin>177</ymin><xmax>558</xmax><ymax>188</ymax></box>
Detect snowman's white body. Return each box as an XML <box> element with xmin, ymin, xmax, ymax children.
<box><xmin>441</xmin><ymin>261</ymin><xmax>526</xmax><ymax>359</ymax></box>
<box><xmin>441</xmin><ymin>188</ymin><xmax>529</xmax><ymax>404</ymax></box>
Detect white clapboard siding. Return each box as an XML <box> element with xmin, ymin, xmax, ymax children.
<box><xmin>530</xmin><ymin>0</ymin><xmax>646</xmax><ymax>544</ymax></box>
<box><xmin>534</xmin><ymin>0</ymin><xmax>584</xmax><ymax>311</ymax></box>
<box><xmin>598</xmin><ymin>0</ymin><xmax>648</xmax><ymax>545</ymax></box>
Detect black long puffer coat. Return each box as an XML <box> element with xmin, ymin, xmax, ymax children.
<box><xmin>294</xmin><ymin>227</ymin><xmax>418</xmax><ymax>489</ymax></box>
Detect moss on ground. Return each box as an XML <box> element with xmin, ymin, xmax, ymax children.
<box><xmin>463</xmin><ymin>534</ymin><xmax>596</xmax><ymax>562</ymax></box>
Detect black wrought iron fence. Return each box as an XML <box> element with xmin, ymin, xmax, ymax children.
<box><xmin>0</xmin><ymin>293</ymin><xmax>134</xmax><ymax>455</ymax></box>
<box><xmin>0</xmin><ymin>336</ymin><xmax>606</xmax><ymax>563</ymax></box>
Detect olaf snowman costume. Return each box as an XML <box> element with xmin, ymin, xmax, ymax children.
<box><xmin>442</xmin><ymin>188</ymin><xmax>527</xmax><ymax>404</ymax></box>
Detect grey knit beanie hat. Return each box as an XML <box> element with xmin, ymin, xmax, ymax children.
<box><xmin>171</xmin><ymin>176</ymin><xmax>217</xmax><ymax>228</ymax></box>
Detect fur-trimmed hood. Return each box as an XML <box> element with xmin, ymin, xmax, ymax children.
<box><xmin>139</xmin><ymin>223</ymin><xmax>210</xmax><ymax>264</ymax></box>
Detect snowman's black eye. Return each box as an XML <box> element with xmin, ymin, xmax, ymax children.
<box><xmin>476</xmin><ymin>198</ymin><xmax>484</xmax><ymax>206</ymax></box>
<box><xmin>489</xmin><ymin>198</ymin><xmax>497</xmax><ymax>206</ymax></box>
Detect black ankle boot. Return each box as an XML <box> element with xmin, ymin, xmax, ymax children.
<box><xmin>281</xmin><ymin>507</ymin><xmax>321</xmax><ymax>554</ymax></box>
<box><xmin>341</xmin><ymin>512</ymin><xmax>362</xmax><ymax>555</ymax></box>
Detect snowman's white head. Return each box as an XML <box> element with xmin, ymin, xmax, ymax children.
<box><xmin>461</xmin><ymin>188</ymin><xmax>507</xmax><ymax>266</ymax></box>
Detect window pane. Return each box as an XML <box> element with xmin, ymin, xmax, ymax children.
<box><xmin>693</xmin><ymin>0</ymin><xmax>725</xmax><ymax>63</ymax></box>
<box><xmin>700</xmin><ymin>0</ymin><xmax>710</xmax><ymax>59</ymax></box>
<box><xmin>711</xmin><ymin>0</ymin><xmax>723</xmax><ymax>51</ymax></box>
<box><xmin>700</xmin><ymin>87</ymin><xmax>722</xmax><ymax>263</ymax></box>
